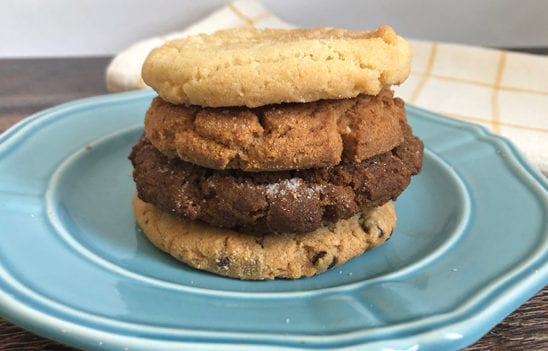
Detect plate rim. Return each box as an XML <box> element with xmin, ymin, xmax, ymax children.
<box><xmin>0</xmin><ymin>90</ymin><xmax>547</xmax><ymax>351</ymax></box>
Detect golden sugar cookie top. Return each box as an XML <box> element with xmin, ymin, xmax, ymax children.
<box><xmin>141</xmin><ymin>26</ymin><xmax>412</xmax><ymax>107</ymax></box>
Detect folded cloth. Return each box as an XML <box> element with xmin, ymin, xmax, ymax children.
<box><xmin>105</xmin><ymin>0</ymin><xmax>293</xmax><ymax>92</ymax></box>
<box><xmin>106</xmin><ymin>0</ymin><xmax>548</xmax><ymax>175</ymax></box>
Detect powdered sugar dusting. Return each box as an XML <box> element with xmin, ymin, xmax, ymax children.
<box><xmin>265</xmin><ymin>178</ymin><xmax>301</xmax><ymax>197</ymax></box>
<box><xmin>264</xmin><ymin>178</ymin><xmax>323</xmax><ymax>200</ymax></box>
<box><xmin>264</xmin><ymin>182</ymin><xmax>279</xmax><ymax>196</ymax></box>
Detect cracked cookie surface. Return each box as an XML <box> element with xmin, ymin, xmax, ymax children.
<box><xmin>142</xmin><ymin>26</ymin><xmax>412</xmax><ymax>107</ymax></box>
<box><xmin>133</xmin><ymin>194</ymin><xmax>396</xmax><ymax>280</ymax></box>
<box><xmin>145</xmin><ymin>89</ymin><xmax>405</xmax><ymax>171</ymax></box>
<box><xmin>129</xmin><ymin>121</ymin><xmax>423</xmax><ymax>234</ymax></box>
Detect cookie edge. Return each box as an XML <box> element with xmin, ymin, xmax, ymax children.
<box><xmin>142</xmin><ymin>26</ymin><xmax>412</xmax><ymax>107</ymax></box>
<box><xmin>132</xmin><ymin>193</ymin><xmax>396</xmax><ymax>280</ymax></box>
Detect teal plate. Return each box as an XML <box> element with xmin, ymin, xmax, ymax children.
<box><xmin>0</xmin><ymin>90</ymin><xmax>546</xmax><ymax>350</ymax></box>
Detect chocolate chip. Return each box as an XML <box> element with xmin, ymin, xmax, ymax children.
<box><xmin>255</xmin><ymin>236</ymin><xmax>265</xmax><ymax>248</ymax></box>
<box><xmin>376</xmin><ymin>225</ymin><xmax>385</xmax><ymax>238</ymax></box>
<box><xmin>328</xmin><ymin>256</ymin><xmax>338</xmax><ymax>269</ymax></box>
<box><xmin>312</xmin><ymin>251</ymin><xmax>327</xmax><ymax>266</ymax></box>
<box><xmin>217</xmin><ymin>256</ymin><xmax>231</xmax><ymax>269</ymax></box>
<box><xmin>360</xmin><ymin>222</ymin><xmax>371</xmax><ymax>234</ymax></box>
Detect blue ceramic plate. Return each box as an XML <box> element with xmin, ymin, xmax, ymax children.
<box><xmin>0</xmin><ymin>91</ymin><xmax>546</xmax><ymax>351</ymax></box>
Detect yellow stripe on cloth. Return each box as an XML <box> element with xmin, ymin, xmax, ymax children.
<box><xmin>409</xmin><ymin>43</ymin><xmax>438</xmax><ymax>103</ymax></box>
<box><xmin>491</xmin><ymin>51</ymin><xmax>507</xmax><ymax>134</ymax></box>
<box><xmin>441</xmin><ymin>111</ymin><xmax>548</xmax><ymax>134</ymax></box>
<box><xmin>229</xmin><ymin>3</ymin><xmax>272</xmax><ymax>27</ymax></box>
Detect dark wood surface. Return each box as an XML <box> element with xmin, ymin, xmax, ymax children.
<box><xmin>0</xmin><ymin>56</ymin><xmax>546</xmax><ymax>350</ymax></box>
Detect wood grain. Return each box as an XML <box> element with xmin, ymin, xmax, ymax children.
<box><xmin>0</xmin><ymin>57</ymin><xmax>546</xmax><ymax>351</ymax></box>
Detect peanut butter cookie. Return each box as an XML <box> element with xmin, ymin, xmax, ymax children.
<box><xmin>144</xmin><ymin>89</ymin><xmax>405</xmax><ymax>170</ymax></box>
<box><xmin>142</xmin><ymin>26</ymin><xmax>412</xmax><ymax>107</ymax></box>
<box><xmin>133</xmin><ymin>194</ymin><xmax>396</xmax><ymax>280</ymax></box>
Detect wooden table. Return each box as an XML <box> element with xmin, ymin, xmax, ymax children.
<box><xmin>0</xmin><ymin>57</ymin><xmax>546</xmax><ymax>350</ymax></box>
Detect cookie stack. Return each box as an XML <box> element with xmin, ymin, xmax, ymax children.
<box><xmin>129</xmin><ymin>26</ymin><xmax>423</xmax><ymax>280</ymax></box>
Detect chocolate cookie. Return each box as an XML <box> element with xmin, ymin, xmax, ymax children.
<box><xmin>144</xmin><ymin>89</ymin><xmax>405</xmax><ymax>171</ymax></box>
<box><xmin>142</xmin><ymin>26</ymin><xmax>411</xmax><ymax>108</ymax></box>
<box><xmin>129</xmin><ymin>122</ymin><xmax>422</xmax><ymax>234</ymax></box>
<box><xmin>133</xmin><ymin>194</ymin><xmax>396</xmax><ymax>280</ymax></box>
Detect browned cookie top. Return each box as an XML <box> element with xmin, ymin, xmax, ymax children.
<box><xmin>129</xmin><ymin>122</ymin><xmax>423</xmax><ymax>234</ymax></box>
<box><xmin>144</xmin><ymin>89</ymin><xmax>405</xmax><ymax>171</ymax></box>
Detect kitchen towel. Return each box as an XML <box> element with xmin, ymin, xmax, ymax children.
<box><xmin>106</xmin><ymin>0</ymin><xmax>548</xmax><ymax>175</ymax></box>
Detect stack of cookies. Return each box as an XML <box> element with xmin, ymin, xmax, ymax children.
<box><xmin>129</xmin><ymin>25</ymin><xmax>423</xmax><ymax>280</ymax></box>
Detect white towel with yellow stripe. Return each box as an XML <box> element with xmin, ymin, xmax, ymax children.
<box><xmin>106</xmin><ymin>0</ymin><xmax>548</xmax><ymax>174</ymax></box>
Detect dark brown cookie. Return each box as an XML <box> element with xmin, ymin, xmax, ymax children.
<box><xmin>129</xmin><ymin>122</ymin><xmax>423</xmax><ymax>234</ymax></box>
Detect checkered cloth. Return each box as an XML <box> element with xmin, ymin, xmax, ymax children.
<box><xmin>106</xmin><ymin>0</ymin><xmax>548</xmax><ymax>175</ymax></box>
